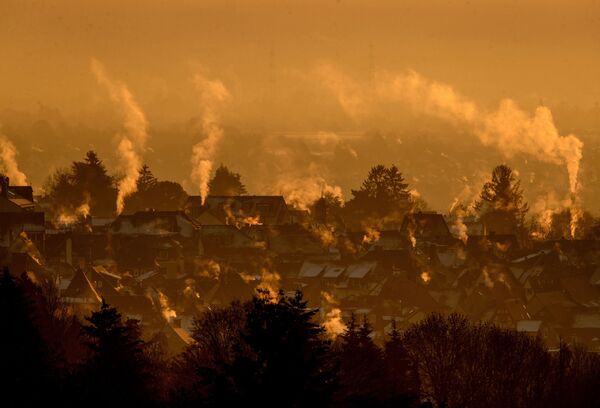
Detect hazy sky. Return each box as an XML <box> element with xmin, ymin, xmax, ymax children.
<box><xmin>1</xmin><ymin>0</ymin><xmax>600</xmax><ymax>211</ymax></box>
<box><xmin>2</xmin><ymin>0</ymin><xmax>600</xmax><ymax>119</ymax></box>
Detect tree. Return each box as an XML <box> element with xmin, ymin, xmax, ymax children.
<box><xmin>137</xmin><ymin>164</ymin><xmax>157</xmax><ymax>192</ymax></box>
<box><xmin>175</xmin><ymin>290</ymin><xmax>336</xmax><ymax>407</ymax></box>
<box><xmin>336</xmin><ymin>314</ymin><xmax>387</xmax><ymax>407</ymax></box>
<box><xmin>43</xmin><ymin>150</ymin><xmax>117</xmax><ymax>217</ymax></box>
<box><xmin>172</xmin><ymin>302</ymin><xmax>246</xmax><ymax>406</ymax></box>
<box><xmin>208</xmin><ymin>164</ymin><xmax>247</xmax><ymax>196</ymax></box>
<box><xmin>345</xmin><ymin>164</ymin><xmax>412</xmax><ymax>227</ymax></box>
<box><xmin>0</xmin><ymin>269</ymin><xmax>54</xmax><ymax>406</ymax></box>
<box><xmin>403</xmin><ymin>313</ymin><xmax>553</xmax><ymax>408</ymax></box>
<box><xmin>311</xmin><ymin>191</ymin><xmax>344</xmax><ymax>225</ymax></box>
<box><xmin>475</xmin><ymin>164</ymin><xmax>529</xmax><ymax>234</ymax></box>
<box><xmin>383</xmin><ymin>320</ymin><xmax>420</xmax><ymax>406</ymax></box>
<box><xmin>353</xmin><ymin>165</ymin><xmax>409</xmax><ymax>204</ymax></box>
<box><xmin>76</xmin><ymin>300</ymin><xmax>157</xmax><ymax>407</ymax></box>
<box><xmin>231</xmin><ymin>290</ymin><xmax>336</xmax><ymax>407</ymax></box>
<box><xmin>123</xmin><ymin>164</ymin><xmax>189</xmax><ymax>213</ymax></box>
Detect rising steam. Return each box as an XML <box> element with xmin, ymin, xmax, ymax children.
<box><xmin>0</xmin><ymin>134</ymin><xmax>28</xmax><ymax>185</ymax></box>
<box><xmin>91</xmin><ymin>58</ymin><xmax>149</xmax><ymax>214</ymax></box>
<box><xmin>317</xmin><ymin>64</ymin><xmax>583</xmax><ymax>194</ymax></box>
<box><xmin>321</xmin><ymin>291</ymin><xmax>346</xmax><ymax>338</ymax></box>
<box><xmin>191</xmin><ymin>72</ymin><xmax>231</xmax><ymax>203</ymax></box>
<box><xmin>274</xmin><ymin>175</ymin><xmax>343</xmax><ymax>211</ymax></box>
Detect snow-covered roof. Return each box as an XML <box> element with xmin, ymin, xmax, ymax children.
<box><xmin>346</xmin><ymin>262</ymin><xmax>377</xmax><ymax>279</ymax></box>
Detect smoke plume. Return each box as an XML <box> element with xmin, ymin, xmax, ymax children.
<box><xmin>0</xmin><ymin>134</ymin><xmax>28</xmax><ymax>185</ymax></box>
<box><xmin>190</xmin><ymin>72</ymin><xmax>231</xmax><ymax>203</ymax></box>
<box><xmin>274</xmin><ymin>175</ymin><xmax>343</xmax><ymax>211</ymax></box>
<box><xmin>91</xmin><ymin>59</ymin><xmax>149</xmax><ymax>214</ymax></box>
<box><xmin>318</xmin><ymin>64</ymin><xmax>583</xmax><ymax>194</ymax></box>
<box><xmin>321</xmin><ymin>291</ymin><xmax>346</xmax><ymax>338</ymax></box>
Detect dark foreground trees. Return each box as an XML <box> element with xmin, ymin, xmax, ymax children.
<box><xmin>72</xmin><ymin>300</ymin><xmax>162</xmax><ymax>407</ymax></box>
<box><xmin>174</xmin><ymin>290</ymin><xmax>337</xmax><ymax>407</ymax></box>
<box><xmin>4</xmin><ymin>276</ymin><xmax>600</xmax><ymax>408</ymax></box>
<box><xmin>0</xmin><ymin>269</ymin><xmax>55</xmax><ymax>406</ymax></box>
<box><xmin>403</xmin><ymin>313</ymin><xmax>600</xmax><ymax>408</ymax></box>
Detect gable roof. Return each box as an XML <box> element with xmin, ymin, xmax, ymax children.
<box><xmin>401</xmin><ymin>212</ymin><xmax>452</xmax><ymax>241</ymax></box>
<box><xmin>111</xmin><ymin>210</ymin><xmax>200</xmax><ymax>237</ymax></box>
<box><xmin>191</xmin><ymin>195</ymin><xmax>289</xmax><ymax>226</ymax></box>
<box><xmin>62</xmin><ymin>268</ymin><xmax>102</xmax><ymax>304</ymax></box>
<box><xmin>0</xmin><ymin>187</ymin><xmax>36</xmax><ymax>213</ymax></box>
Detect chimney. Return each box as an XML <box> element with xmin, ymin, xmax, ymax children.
<box><xmin>0</xmin><ymin>176</ymin><xmax>9</xmax><ymax>198</ymax></box>
<box><xmin>65</xmin><ymin>235</ymin><xmax>73</xmax><ymax>266</ymax></box>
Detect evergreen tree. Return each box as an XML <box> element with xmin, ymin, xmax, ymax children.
<box><xmin>44</xmin><ymin>150</ymin><xmax>117</xmax><ymax>217</ymax></box>
<box><xmin>77</xmin><ymin>300</ymin><xmax>156</xmax><ymax>407</ymax></box>
<box><xmin>123</xmin><ymin>164</ymin><xmax>188</xmax><ymax>213</ymax></box>
<box><xmin>177</xmin><ymin>290</ymin><xmax>336</xmax><ymax>407</ymax></box>
<box><xmin>0</xmin><ymin>269</ymin><xmax>54</xmax><ymax>406</ymax></box>
<box><xmin>207</xmin><ymin>164</ymin><xmax>248</xmax><ymax>196</ymax></box>
<box><xmin>137</xmin><ymin>164</ymin><xmax>158</xmax><ymax>192</ymax></box>
<box><xmin>383</xmin><ymin>320</ymin><xmax>420</xmax><ymax>406</ymax></box>
<box><xmin>336</xmin><ymin>314</ymin><xmax>386</xmax><ymax>407</ymax></box>
<box><xmin>475</xmin><ymin>164</ymin><xmax>528</xmax><ymax>229</ymax></box>
<box><xmin>345</xmin><ymin>164</ymin><xmax>412</xmax><ymax>227</ymax></box>
<box><xmin>230</xmin><ymin>290</ymin><xmax>336</xmax><ymax>407</ymax></box>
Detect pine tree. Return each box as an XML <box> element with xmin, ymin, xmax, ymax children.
<box><xmin>337</xmin><ymin>314</ymin><xmax>386</xmax><ymax>406</ymax></box>
<box><xmin>44</xmin><ymin>150</ymin><xmax>117</xmax><ymax>217</ymax></box>
<box><xmin>123</xmin><ymin>164</ymin><xmax>188</xmax><ymax>213</ymax></box>
<box><xmin>230</xmin><ymin>290</ymin><xmax>336</xmax><ymax>407</ymax></box>
<box><xmin>475</xmin><ymin>164</ymin><xmax>528</xmax><ymax>226</ymax></box>
<box><xmin>384</xmin><ymin>320</ymin><xmax>420</xmax><ymax>406</ymax></box>
<box><xmin>345</xmin><ymin>164</ymin><xmax>412</xmax><ymax>227</ymax></box>
<box><xmin>208</xmin><ymin>164</ymin><xmax>248</xmax><ymax>196</ymax></box>
<box><xmin>77</xmin><ymin>300</ymin><xmax>155</xmax><ymax>407</ymax></box>
<box><xmin>137</xmin><ymin>164</ymin><xmax>158</xmax><ymax>192</ymax></box>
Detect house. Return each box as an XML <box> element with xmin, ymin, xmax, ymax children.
<box><xmin>258</xmin><ymin>225</ymin><xmax>338</xmax><ymax>263</ymax></box>
<box><xmin>61</xmin><ymin>268</ymin><xmax>102</xmax><ymax>315</ymax></box>
<box><xmin>200</xmin><ymin>225</ymin><xmax>266</xmax><ymax>259</ymax></box>
<box><xmin>400</xmin><ymin>212</ymin><xmax>455</xmax><ymax>245</ymax></box>
<box><xmin>361</xmin><ymin>249</ymin><xmax>419</xmax><ymax>279</ymax></box>
<box><xmin>0</xmin><ymin>176</ymin><xmax>44</xmax><ymax>251</ymax></box>
<box><xmin>110</xmin><ymin>210</ymin><xmax>201</xmax><ymax>277</ymax></box>
<box><xmin>186</xmin><ymin>195</ymin><xmax>291</xmax><ymax>226</ymax></box>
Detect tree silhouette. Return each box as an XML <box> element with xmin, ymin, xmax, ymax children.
<box><xmin>136</xmin><ymin>164</ymin><xmax>158</xmax><ymax>192</ymax></box>
<box><xmin>123</xmin><ymin>164</ymin><xmax>188</xmax><ymax>213</ymax></box>
<box><xmin>208</xmin><ymin>164</ymin><xmax>248</xmax><ymax>196</ymax></box>
<box><xmin>475</xmin><ymin>164</ymin><xmax>528</xmax><ymax>233</ymax></box>
<box><xmin>345</xmin><ymin>164</ymin><xmax>411</xmax><ymax>227</ymax></box>
<box><xmin>383</xmin><ymin>320</ymin><xmax>420</xmax><ymax>406</ymax></box>
<box><xmin>172</xmin><ymin>301</ymin><xmax>246</xmax><ymax>406</ymax></box>
<box><xmin>311</xmin><ymin>191</ymin><xmax>344</xmax><ymax>225</ymax></box>
<box><xmin>175</xmin><ymin>290</ymin><xmax>336</xmax><ymax>407</ymax></box>
<box><xmin>44</xmin><ymin>150</ymin><xmax>117</xmax><ymax>217</ymax></box>
<box><xmin>0</xmin><ymin>269</ymin><xmax>54</xmax><ymax>406</ymax></box>
<box><xmin>336</xmin><ymin>314</ymin><xmax>387</xmax><ymax>407</ymax></box>
<box><xmin>231</xmin><ymin>290</ymin><xmax>336</xmax><ymax>407</ymax></box>
<box><xmin>77</xmin><ymin>300</ymin><xmax>157</xmax><ymax>407</ymax></box>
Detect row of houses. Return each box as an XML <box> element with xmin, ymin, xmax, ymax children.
<box><xmin>2</xmin><ymin>176</ymin><xmax>600</xmax><ymax>352</ymax></box>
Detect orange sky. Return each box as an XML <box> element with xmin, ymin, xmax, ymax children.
<box><xmin>1</xmin><ymin>0</ymin><xmax>600</xmax><ymax>212</ymax></box>
<box><xmin>2</xmin><ymin>0</ymin><xmax>600</xmax><ymax>123</ymax></box>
